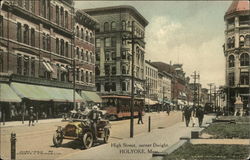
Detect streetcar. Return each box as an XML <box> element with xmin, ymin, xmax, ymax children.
<box><xmin>101</xmin><ymin>95</ymin><xmax>145</xmax><ymax>120</ymax></box>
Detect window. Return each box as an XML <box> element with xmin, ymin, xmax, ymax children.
<box><xmin>47</xmin><ymin>0</ymin><xmax>51</xmax><ymax>19</ymax></box>
<box><xmin>96</xmin><ymin>83</ymin><xmax>100</xmax><ymax>91</ymax></box>
<box><xmin>240</xmin><ymin>53</ymin><xmax>249</xmax><ymax>66</ymax></box>
<box><xmin>104</xmin><ymin>22</ymin><xmax>109</xmax><ymax>32</ymax></box>
<box><xmin>111</xmin><ymin>52</ymin><xmax>116</xmax><ymax>60</ymax></box>
<box><xmin>56</xmin><ymin>38</ymin><xmax>59</xmax><ymax>54</ymax></box>
<box><xmin>76</xmin><ymin>47</ymin><xmax>79</xmax><ymax>59</ymax></box>
<box><xmin>56</xmin><ymin>6</ymin><xmax>59</xmax><ymax>24</ymax></box>
<box><xmin>111</xmin><ymin>82</ymin><xmax>116</xmax><ymax>91</ymax></box>
<box><xmin>95</xmin><ymin>66</ymin><xmax>100</xmax><ymax>75</ymax></box>
<box><xmin>30</xmin><ymin>28</ymin><xmax>35</xmax><ymax>46</ymax></box>
<box><xmin>76</xmin><ymin>68</ymin><xmax>79</xmax><ymax>81</ymax></box>
<box><xmin>96</xmin><ymin>39</ymin><xmax>100</xmax><ymax>48</ymax></box>
<box><xmin>18</xmin><ymin>0</ymin><xmax>23</xmax><ymax>7</ymax></box>
<box><xmin>60</xmin><ymin>7</ymin><xmax>64</xmax><ymax>27</ymax></box>
<box><xmin>121</xmin><ymin>21</ymin><xmax>126</xmax><ymax>31</ymax></box>
<box><xmin>245</xmin><ymin>35</ymin><xmax>250</xmax><ymax>46</ymax></box>
<box><xmin>90</xmin><ymin>33</ymin><xmax>93</xmax><ymax>43</ymax></box>
<box><xmin>231</xmin><ymin>37</ymin><xmax>235</xmax><ymax>48</ymax></box>
<box><xmin>47</xmin><ymin>34</ymin><xmax>51</xmax><ymax>51</ymax></box>
<box><xmin>76</xmin><ymin>26</ymin><xmax>79</xmax><ymax>37</ymax></box>
<box><xmin>122</xmin><ymin>82</ymin><xmax>126</xmax><ymax>91</ymax></box>
<box><xmin>23</xmin><ymin>24</ymin><xmax>29</xmax><ymax>45</ymax></box>
<box><xmin>95</xmin><ymin>24</ymin><xmax>100</xmax><ymax>32</ymax></box>
<box><xmin>86</xmin><ymin>51</ymin><xmax>88</xmax><ymax>61</ymax></box>
<box><xmin>89</xmin><ymin>72</ymin><xmax>92</xmax><ymax>83</ymax></box>
<box><xmin>240</xmin><ymin>72</ymin><xmax>249</xmax><ymax>85</ymax></box>
<box><xmin>42</xmin><ymin>33</ymin><xmax>46</xmax><ymax>50</ymax></box>
<box><xmin>85</xmin><ymin>31</ymin><xmax>89</xmax><ymax>42</ymax></box>
<box><xmin>111</xmin><ymin>21</ymin><xmax>116</xmax><ymax>31</ymax></box>
<box><xmin>105</xmin><ymin>65</ymin><xmax>110</xmax><ymax>75</ymax></box>
<box><xmin>0</xmin><ymin>52</ymin><xmax>3</xmax><ymax>72</ymax></box>
<box><xmin>60</xmin><ymin>39</ymin><xmax>64</xmax><ymax>56</ymax></box>
<box><xmin>105</xmin><ymin>52</ymin><xmax>110</xmax><ymax>61</ymax></box>
<box><xmin>23</xmin><ymin>56</ymin><xmax>29</xmax><ymax>76</ymax></box>
<box><xmin>96</xmin><ymin>51</ymin><xmax>100</xmax><ymax>61</ymax></box>
<box><xmin>227</xmin><ymin>38</ymin><xmax>231</xmax><ymax>49</ymax></box>
<box><xmin>86</xmin><ymin>71</ymin><xmax>89</xmax><ymax>83</ymax></box>
<box><xmin>24</xmin><ymin>0</ymin><xmax>29</xmax><ymax>10</ymax></box>
<box><xmin>239</xmin><ymin>16</ymin><xmax>250</xmax><ymax>25</ymax></box>
<box><xmin>31</xmin><ymin>57</ymin><xmax>35</xmax><ymax>77</ymax></box>
<box><xmin>121</xmin><ymin>51</ymin><xmax>126</xmax><ymax>59</ymax></box>
<box><xmin>81</xmin><ymin>70</ymin><xmax>84</xmax><ymax>82</ymax></box>
<box><xmin>111</xmin><ymin>37</ymin><xmax>116</xmax><ymax>47</ymax></box>
<box><xmin>41</xmin><ymin>0</ymin><xmax>46</xmax><ymax>18</ymax></box>
<box><xmin>122</xmin><ymin>66</ymin><xmax>126</xmax><ymax>74</ymax></box>
<box><xmin>228</xmin><ymin>55</ymin><xmax>235</xmax><ymax>67</ymax></box>
<box><xmin>104</xmin><ymin>38</ymin><xmax>111</xmax><ymax>47</ymax></box>
<box><xmin>81</xmin><ymin>28</ymin><xmax>83</xmax><ymax>39</ymax></box>
<box><xmin>17</xmin><ymin>54</ymin><xmax>22</xmax><ymax>75</ymax></box>
<box><xmin>65</xmin><ymin>11</ymin><xmax>68</xmax><ymax>29</ymax></box>
<box><xmin>65</xmin><ymin>42</ymin><xmax>69</xmax><ymax>57</ymax></box>
<box><xmin>0</xmin><ymin>16</ymin><xmax>3</xmax><ymax>37</ymax></box>
<box><xmin>228</xmin><ymin>72</ymin><xmax>234</xmax><ymax>86</ymax></box>
<box><xmin>240</xmin><ymin>35</ymin><xmax>244</xmax><ymax>47</ymax></box>
<box><xmin>112</xmin><ymin>66</ymin><xmax>116</xmax><ymax>75</ymax></box>
<box><xmin>104</xmin><ymin>83</ymin><xmax>110</xmax><ymax>92</ymax></box>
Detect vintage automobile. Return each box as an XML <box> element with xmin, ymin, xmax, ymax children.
<box><xmin>53</xmin><ymin>110</ymin><xmax>111</xmax><ymax>149</ymax></box>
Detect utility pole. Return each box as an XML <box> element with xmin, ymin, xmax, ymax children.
<box><xmin>123</xmin><ymin>21</ymin><xmax>144</xmax><ymax>138</ymax></box>
<box><xmin>191</xmin><ymin>71</ymin><xmax>200</xmax><ymax>106</ymax></box>
<box><xmin>207</xmin><ymin>83</ymin><xmax>214</xmax><ymax>111</ymax></box>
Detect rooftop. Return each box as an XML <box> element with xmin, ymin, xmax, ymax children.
<box><xmin>226</xmin><ymin>0</ymin><xmax>249</xmax><ymax>15</ymax></box>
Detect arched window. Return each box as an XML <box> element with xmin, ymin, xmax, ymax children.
<box><xmin>245</xmin><ymin>35</ymin><xmax>250</xmax><ymax>46</ymax></box>
<box><xmin>23</xmin><ymin>24</ymin><xmax>29</xmax><ymax>45</ymax></box>
<box><xmin>85</xmin><ymin>31</ymin><xmax>89</xmax><ymax>42</ymax></box>
<box><xmin>104</xmin><ymin>22</ymin><xmax>109</xmax><ymax>32</ymax></box>
<box><xmin>60</xmin><ymin>39</ymin><xmax>64</xmax><ymax>56</ymax></box>
<box><xmin>111</xmin><ymin>21</ymin><xmax>116</xmax><ymax>31</ymax></box>
<box><xmin>76</xmin><ymin>26</ymin><xmax>79</xmax><ymax>37</ymax></box>
<box><xmin>121</xmin><ymin>21</ymin><xmax>126</xmax><ymax>31</ymax></box>
<box><xmin>239</xmin><ymin>35</ymin><xmax>245</xmax><ymax>47</ymax></box>
<box><xmin>228</xmin><ymin>55</ymin><xmax>235</xmax><ymax>67</ymax></box>
<box><xmin>60</xmin><ymin>7</ymin><xmax>64</xmax><ymax>27</ymax></box>
<box><xmin>81</xmin><ymin>28</ymin><xmax>83</xmax><ymax>39</ymax></box>
<box><xmin>240</xmin><ymin>53</ymin><xmax>249</xmax><ymax>66</ymax></box>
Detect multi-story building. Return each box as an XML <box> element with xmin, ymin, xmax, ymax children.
<box><xmin>84</xmin><ymin>6</ymin><xmax>148</xmax><ymax>97</ymax></box>
<box><xmin>158</xmin><ymin>71</ymin><xmax>172</xmax><ymax>103</ymax></box>
<box><xmin>223</xmin><ymin>0</ymin><xmax>249</xmax><ymax>112</ymax></box>
<box><xmin>145</xmin><ymin>60</ymin><xmax>158</xmax><ymax>101</ymax></box>
<box><xmin>0</xmin><ymin>0</ymin><xmax>98</xmax><ymax>120</ymax></box>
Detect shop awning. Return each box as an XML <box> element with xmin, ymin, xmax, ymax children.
<box><xmin>0</xmin><ymin>83</ymin><xmax>22</xmax><ymax>102</ymax></box>
<box><xmin>81</xmin><ymin>91</ymin><xmax>102</xmax><ymax>103</ymax></box>
<box><xmin>145</xmin><ymin>98</ymin><xmax>157</xmax><ymax>105</ymax></box>
<box><xmin>11</xmin><ymin>82</ymin><xmax>83</xmax><ymax>102</ymax></box>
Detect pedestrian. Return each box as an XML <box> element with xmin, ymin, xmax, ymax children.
<box><xmin>184</xmin><ymin>106</ymin><xmax>192</xmax><ymax>127</ymax></box>
<box><xmin>196</xmin><ymin>106</ymin><xmax>204</xmax><ymax>127</ymax></box>
<box><xmin>138</xmin><ymin>109</ymin><xmax>143</xmax><ymax>124</ymax></box>
<box><xmin>191</xmin><ymin>106</ymin><xmax>197</xmax><ymax>127</ymax></box>
<box><xmin>29</xmin><ymin>106</ymin><xmax>35</xmax><ymax>126</ymax></box>
<box><xmin>166</xmin><ymin>105</ymin><xmax>170</xmax><ymax>115</ymax></box>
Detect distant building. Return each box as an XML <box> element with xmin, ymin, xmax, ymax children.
<box><xmin>224</xmin><ymin>0</ymin><xmax>250</xmax><ymax>112</ymax></box>
<box><xmin>84</xmin><ymin>6</ymin><xmax>148</xmax><ymax>97</ymax></box>
<box><xmin>158</xmin><ymin>71</ymin><xmax>172</xmax><ymax>104</ymax></box>
<box><xmin>145</xmin><ymin>60</ymin><xmax>158</xmax><ymax>101</ymax></box>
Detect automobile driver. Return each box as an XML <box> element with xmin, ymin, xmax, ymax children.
<box><xmin>88</xmin><ymin>105</ymin><xmax>101</xmax><ymax>140</ymax></box>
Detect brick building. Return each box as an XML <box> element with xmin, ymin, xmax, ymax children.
<box><xmin>84</xmin><ymin>6</ymin><xmax>148</xmax><ymax>97</ymax></box>
<box><xmin>223</xmin><ymin>0</ymin><xmax>250</xmax><ymax>113</ymax></box>
<box><xmin>0</xmin><ymin>0</ymin><xmax>98</xmax><ymax>121</ymax></box>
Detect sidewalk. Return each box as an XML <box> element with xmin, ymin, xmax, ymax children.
<box><xmin>56</xmin><ymin>115</ymin><xmax>215</xmax><ymax>160</ymax></box>
<box><xmin>0</xmin><ymin>118</ymin><xmax>62</xmax><ymax>128</ymax></box>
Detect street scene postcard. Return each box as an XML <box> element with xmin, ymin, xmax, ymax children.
<box><xmin>0</xmin><ymin>0</ymin><xmax>249</xmax><ymax>160</ymax></box>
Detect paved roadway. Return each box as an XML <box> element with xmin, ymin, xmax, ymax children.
<box><xmin>0</xmin><ymin>111</ymin><xmax>182</xmax><ymax>160</ymax></box>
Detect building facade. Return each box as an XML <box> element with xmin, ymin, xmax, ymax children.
<box><xmin>0</xmin><ymin>0</ymin><xmax>97</xmax><ymax>120</ymax></box>
<box><xmin>84</xmin><ymin>6</ymin><xmax>148</xmax><ymax>97</ymax></box>
<box><xmin>145</xmin><ymin>60</ymin><xmax>158</xmax><ymax>101</ymax></box>
<box><xmin>224</xmin><ymin>0</ymin><xmax>250</xmax><ymax>112</ymax></box>
<box><xmin>157</xmin><ymin>72</ymin><xmax>172</xmax><ymax>104</ymax></box>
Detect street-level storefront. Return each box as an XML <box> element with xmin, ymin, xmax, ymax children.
<box><xmin>0</xmin><ymin>83</ymin><xmax>22</xmax><ymax>121</ymax></box>
<box><xmin>81</xmin><ymin>91</ymin><xmax>102</xmax><ymax>108</ymax></box>
<box><xmin>8</xmin><ymin>82</ymin><xmax>84</xmax><ymax>120</ymax></box>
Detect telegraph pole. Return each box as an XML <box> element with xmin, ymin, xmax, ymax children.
<box><xmin>207</xmin><ymin>83</ymin><xmax>214</xmax><ymax>110</ymax></box>
<box><xmin>123</xmin><ymin>21</ymin><xmax>144</xmax><ymax>138</ymax></box>
<box><xmin>191</xmin><ymin>71</ymin><xmax>200</xmax><ymax>106</ymax></box>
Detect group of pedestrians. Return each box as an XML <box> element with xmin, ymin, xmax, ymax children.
<box><xmin>183</xmin><ymin>105</ymin><xmax>204</xmax><ymax>127</ymax></box>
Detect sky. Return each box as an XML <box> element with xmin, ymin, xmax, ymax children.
<box><xmin>75</xmin><ymin>0</ymin><xmax>233</xmax><ymax>88</ymax></box>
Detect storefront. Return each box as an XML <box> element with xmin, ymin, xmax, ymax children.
<box><xmin>81</xmin><ymin>91</ymin><xmax>102</xmax><ymax>108</ymax></box>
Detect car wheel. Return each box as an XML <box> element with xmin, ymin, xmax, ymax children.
<box><xmin>82</xmin><ymin>132</ymin><xmax>93</xmax><ymax>149</ymax></box>
<box><xmin>53</xmin><ymin>132</ymin><xmax>63</xmax><ymax>147</ymax></box>
<box><xmin>103</xmin><ymin>128</ymin><xmax>110</xmax><ymax>143</ymax></box>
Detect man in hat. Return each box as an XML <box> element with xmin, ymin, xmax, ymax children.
<box><xmin>29</xmin><ymin>106</ymin><xmax>35</xmax><ymax>126</ymax></box>
<box><xmin>88</xmin><ymin>105</ymin><xmax>101</xmax><ymax>140</ymax></box>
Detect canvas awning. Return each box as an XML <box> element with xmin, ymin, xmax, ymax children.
<box><xmin>145</xmin><ymin>98</ymin><xmax>157</xmax><ymax>105</ymax></box>
<box><xmin>0</xmin><ymin>83</ymin><xmax>22</xmax><ymax>102</ymax></box>
<box><xmin>11</xmin><ymin>82</ymin><xmax>83</xmax><ymax>102</ymax></box>
<box><xmin>81</xmin><ymin>91</ymin><xmax>102</xmax><ymax>103</ymax></box>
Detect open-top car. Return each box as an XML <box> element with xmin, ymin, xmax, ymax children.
<box><xmin>53</xmin><ymin>109</ymin><xmax>111</xmax><ymax>149</ymax></box>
